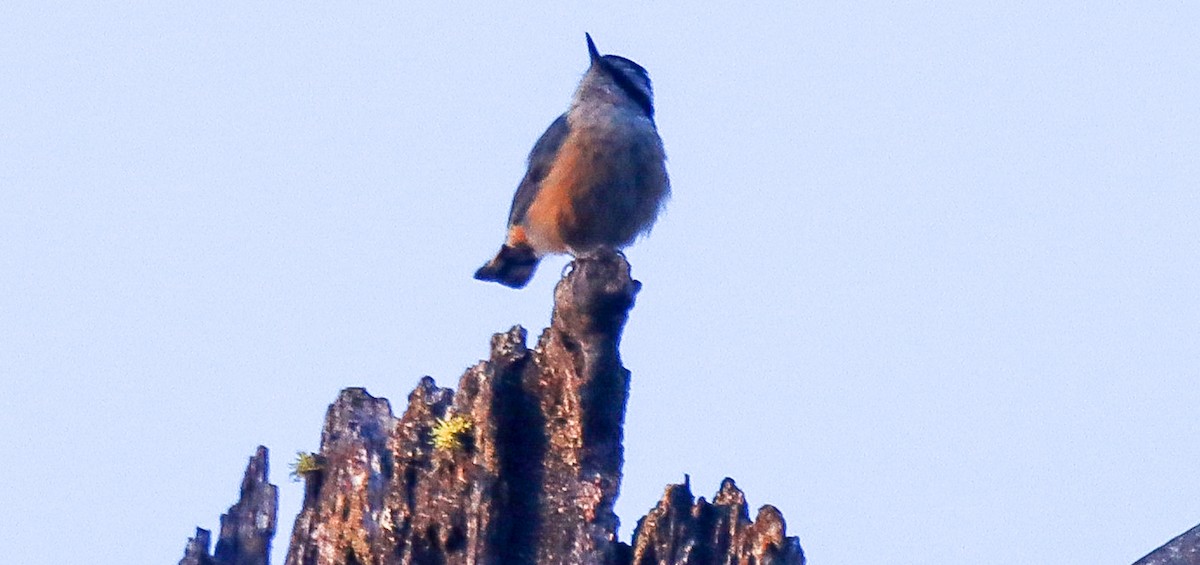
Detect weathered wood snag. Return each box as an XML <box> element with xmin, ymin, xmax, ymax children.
<box><xmin>181</xmin><ymin>251</ymin><xmax>805</xmax><ymax>564</ymax></box>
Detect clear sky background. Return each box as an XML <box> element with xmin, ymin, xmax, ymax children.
<box><xmin>2</xmin><ymin>2</ymin><xmax>1198</xmax><ymax>564</ymax></box>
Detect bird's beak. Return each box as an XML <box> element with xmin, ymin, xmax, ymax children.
<box><xmin>586</xmin><ymin>33</ymin><xmax>601</xmax><ymax>65</ymax></box>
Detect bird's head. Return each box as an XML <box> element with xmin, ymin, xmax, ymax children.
<box><xmin>575</xmin><ymin>33</ymin><xmax>655</xmax><ymax>118</ymax></box>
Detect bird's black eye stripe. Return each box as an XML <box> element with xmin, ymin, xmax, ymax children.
<box><xmin>600</xmin><ymin>60</ymin><xmax>654</xmax><ymax>118</ymax></box>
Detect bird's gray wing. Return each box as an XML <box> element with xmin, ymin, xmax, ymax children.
<box><xmin>508</xmin><ymin>114</ymin><xmax>571</xmax><ymax>226</ymax></box>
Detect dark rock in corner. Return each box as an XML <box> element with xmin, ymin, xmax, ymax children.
<box><xmin>1134</xmin><ymin>523</ymin><xmax>1200</xmax><ymax>565</ymax></box>
<box><xmin>180</xmin><ymin>446</ymin><xmax>278</xmax><ymax>565</ymax></box>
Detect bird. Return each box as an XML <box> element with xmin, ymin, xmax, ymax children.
<box><xmin>474</xmin><ymin>33</ymin><xmax>669</xmax><ymax>289</ymax></box>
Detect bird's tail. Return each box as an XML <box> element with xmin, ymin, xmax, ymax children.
<box><xmin>474</xmin><ymin>243</ymin><xmax>540</xmax><ymax>289</ymax></box>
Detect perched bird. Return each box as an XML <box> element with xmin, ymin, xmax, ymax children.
<box><xmin>474</xmin><ymin>34</ymin><xmax>669</xmax><ymax>289</ymax></box>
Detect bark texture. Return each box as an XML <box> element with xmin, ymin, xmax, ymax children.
<box><xmin>180</xmin><ymin>251</ymin><xmax>804</xmax><ymax>565</ymax></box>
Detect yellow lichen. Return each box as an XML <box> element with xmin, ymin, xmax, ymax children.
<box><xmin>289</xmin><ymin>451</ymin><xmax>322</xmax><ymax>482</ymax></box>
<box><xmin>431</xmin><ymin>415</ymin><xmax>473</xmax><ymax>451</ymax></box>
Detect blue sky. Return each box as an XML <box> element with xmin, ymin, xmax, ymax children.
<box><xmin>2</xmin><ymin>2</ymin><xmax>1198</xmax><ymax>564</ymax></box>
